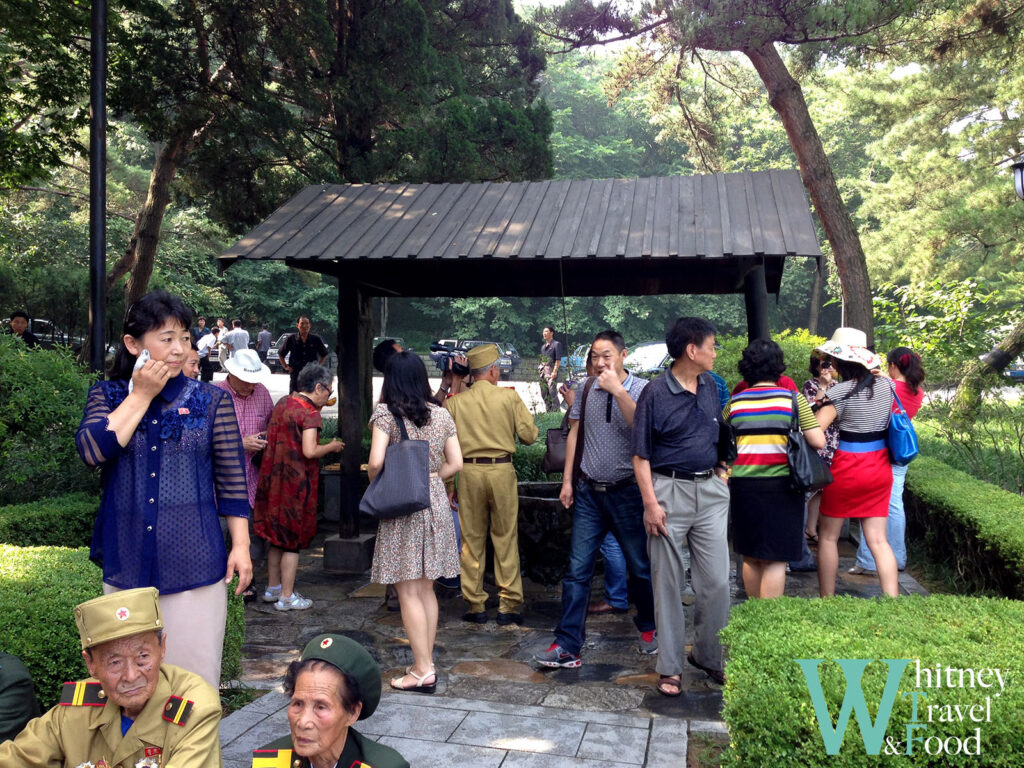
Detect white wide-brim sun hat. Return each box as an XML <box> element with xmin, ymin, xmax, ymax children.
<box><xmin>223</xmin><ymin>348</ymin><xmax>271</xmax><ymax>384</ymax></box>
<box><xmin>815</xmin><ymin>327</ymin><xmax>883</xmax><ymax>370</ymax></box>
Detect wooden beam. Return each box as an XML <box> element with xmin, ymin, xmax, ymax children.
<box><xmin>337</xmin><ymin>280</ymin><xmax>363</xmax><ymax>538</ymax></box>
<box><xmin>744</xmin><ymin>264</ymin><xmax>770</xmax><ymax>342</ymax></box>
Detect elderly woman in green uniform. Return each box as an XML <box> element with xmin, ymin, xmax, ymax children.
<box><xmin>252</xmin><ymin>634</ymin><xmax>409</xmax><ymax>768</ymax></box>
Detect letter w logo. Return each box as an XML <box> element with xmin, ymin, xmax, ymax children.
<box><xmin>796</xmin><ymin>659</ymin><xmax>910</xmax><ymax>755</ymax></box>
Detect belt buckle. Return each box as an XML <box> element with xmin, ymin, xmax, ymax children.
<box><xmin>592</xmin><ymin>481</ymin><xmax>609</xmax><ymax>493</ymax></box>
<box><xmin>695</xmin><ymin>469</ymin><xmax>713</xmax><ymax>481</ymax></box>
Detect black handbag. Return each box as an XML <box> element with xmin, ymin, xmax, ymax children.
<box><xmin>541</xmin><ymin>376</ymin><xmax>595</xmax><ymax>478</ymax></box>
<box><xmin>358</xmin><ymin>407</ymin><xmax>431</xmax><ymax>520</ymax></box>
<box><xmin>541</xmin><ymin>413</ymin><xmax>570</xmax><ymax>474</ymax></box>
<box><xmin>718</xmin><ymin>419</ymin><xmax>738</xmax><ymax>464</ymax></box>
<box><xmin>787</xmin><ymin>392</ymin><xmax>833</xmax><ymax>492</ymax></box>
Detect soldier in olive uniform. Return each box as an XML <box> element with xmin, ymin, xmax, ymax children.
<box><xmin>252</xmin><ymin>634</ymin><xmax>408</xmax><ymax>768</ymax></box>
<box><xmin>0</xmin><ymin>651</ymin><xmax>39</xmax><ymax>742</ymax></box>
<box><xmin>0</xmin><ymin>587</ymin><xmax>222</xmax><ymax>767</ymax></box>
<box><xmin>444</xmin><ymin>343</ymin><xmax>539</xmax><ymax>625</ymax></box>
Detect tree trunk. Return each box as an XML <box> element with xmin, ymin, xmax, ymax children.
<box><xmin>744</xmin><ymin>43</ymin><xmax>874</xmax><ymax>344</ymax></box>
<box><xmin>807</xmin><ymin>259</ymin><xmax>824</xmax><ymax>335</ymax></box>
<box><xmin>120</xmin><ymin>135</ymin><xmax>188</xmax><ymax>307</ymax></box>
<box><xmin>949</xmin><ymin>319</ymin><xmax>1024</xmax><ymax>427</ymax></box>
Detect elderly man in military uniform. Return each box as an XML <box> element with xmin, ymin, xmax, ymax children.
<box><xmin>252</xmin><ymin>634</ymin><xmax>408</xmax><ymax>768</ymax></box>
<box><xmin>0</xmin><ymin>587</ymin><xmax>222</xmax><ymax>767</ymax></box>
<box><xmin>445</xmin><ymin>343</ymin><xmax>539</xmax><ymax>625</ymax></box>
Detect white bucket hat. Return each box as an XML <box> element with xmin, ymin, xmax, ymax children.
<box><xmin>816</xmin><ymin>327</ymin><xmax>882</xmax><ymax>370</ymax></box>
<box><xmin>223</xmin><ymin>348</ymin><xmax>271</xmax><ymax>384</ymax></box>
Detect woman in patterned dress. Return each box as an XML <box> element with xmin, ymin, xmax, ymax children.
<box><xmin>368</xmin><ymin>352</ymin><xmax>463</xmax><ymax>694</ymax></box>
<box><xmin>801</xmin><ymin>353</ymin><xmax>840</xmax><ymax>543</ymax></box>
<box><xmin>813</xmin><ymin>328</ymin><xmax>898</xmax><ymax>598</ymax></box>
<box><xmin>254</xmin><ymin>363</ymin><xmax>344</xmax><ymax>611</ymax></box>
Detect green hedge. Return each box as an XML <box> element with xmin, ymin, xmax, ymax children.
<box><xmin>0</xmin><ymin>545</ymin><xmax>246</xmax><ymax>709</ymax></box>
<box><xmin>0</xmin><ymin>545</ymin><xmax>100</xmax><ymax>709</ymax></box>
<box><xmin>721</xmin><ymin>595</ymin><xmax>1024</xmax><ymax>767</ymax></box>
<box><xmin>0</xmin><ymin>492</ymin><xmax>98</xmax><ymax>547</ymax></box>
<box><xmin>905</xmin><ymin>456</ymin><xmax>1024</xmax><ymax>599</ymax></box>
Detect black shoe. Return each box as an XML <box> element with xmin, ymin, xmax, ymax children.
<box><xmin>461</xmin><ymin>611</ymin><xmax>488</xmax><ymax>624</ymax></box>
<box><xmin>435</xmin><ymin>576</ymin><xmax>461</xmax><ymax>590</ymax></box>
<box><xmin>496</xmin><ymin>612</ymin><xmax>523</xmax><ymax>626</ymax></box>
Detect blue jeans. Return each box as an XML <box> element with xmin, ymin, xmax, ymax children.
<box><xmin>601</xmin><ymin>533</ymin><xmax>629</xmax><ymax>608</ymax></box>
<box><xmin>855</xmin><ymin>463</ymin><xmax>908</xmax><ymax>570</ymax></box>
<box><xmin>554</xmin><ymin>481</ymin><xmax>656</xmax><ymax>656</ymax></box>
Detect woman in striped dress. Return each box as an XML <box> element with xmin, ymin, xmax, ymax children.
<box><xmin>813</xmin><ymin>328</ymin><xmax>898</xmax><ymax>598</ymax></box>
<box><xmin>725</xmin><ymin>340</ymin><xmax>825</xmax><ymax>598</ymax></box>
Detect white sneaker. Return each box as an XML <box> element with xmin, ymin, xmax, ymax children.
<box><xmin>261</xmin><ymin>586</ymin><xmax>282</xmax><ymax>603</ymax></box>
<box><xmin>274</xmin><ymin>592</ymin><xmax>312</xmax><ymax>611</ymax></box>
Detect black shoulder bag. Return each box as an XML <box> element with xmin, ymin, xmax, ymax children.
<box><xmin>542</xmin><ymin>376</ymin><xmax>595</xmax><ymax>478</ymax></box>
<box><xmin>787</xmin><ymin>392</ymin><xmax>833</xmax><ymax>492</ymax></box>
<box><xmin>359</xmin><ymin>407</ymin><xmax>431</xmax><ymax>520</ymax></box>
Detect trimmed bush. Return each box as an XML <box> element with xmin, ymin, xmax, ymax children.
<box><xmin>0</xmin><ymin>545</ymin><xmax>100</xmax><ymax>709</ymax></box>
<box><xmin>0</xmin><ymin>336</ymin><xmax>99</xmax><ymax>504</ymax></box>
<box><xmin>715</xmin><ymin>328</ymin><xmax>826</xmax><ymax>391</ymax></box>
<box><xmin>721</xmin><ymin>595</ymin><xmax>1024</xmax><ymax>767</ymax></box>
<box><xmin>0</xmin><ymin>544</ymin><xmax>246</xmax><ymax>709</ymax></box>
<box><xmin>905</xmin><ymin>456</ymin><xmax>1024</xmax><ymax>598</ymax></box>
<box><xmin>0</xmin><ymin>492</ymin><xmax>98</xmax><ymax>547</ymax></box>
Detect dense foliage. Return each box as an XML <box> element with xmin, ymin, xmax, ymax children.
<box><xmin>0</xmin><ymin>337</ymin><xmax>98</xmax><ymax>504</ymax></box>
<box><xmin>0</xmin><ymin>492</ymin><xmax>98</xmax><ymax>547</ymax></box>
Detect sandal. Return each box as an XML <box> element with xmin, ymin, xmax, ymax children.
<box><xmin>848</xmin><ymin>566</ymin><xmax>876</xmax><ymax>576</ymax></box>
<box><xmin>805</xmin><ymin>531</ymin><xmax>819</xmax><ymax>544</ymax></box>
<box><xmin>390</xmin><ymin>667</ymin><xmax>436</xmax><ymax>694</ymax></box>
<box><xmin>657</xmin><ymin>675</ymin><xmax>682</xmax><ymax>697</ymax></box>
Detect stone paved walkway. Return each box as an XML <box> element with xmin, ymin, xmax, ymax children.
<box><xmin>220</xmin><ymin>523</ymin><xmax>927</xmax><ymax>767</ymax></box>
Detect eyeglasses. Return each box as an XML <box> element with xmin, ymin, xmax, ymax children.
<box><xmin>819</xmin><ymin>361</ymin><xmax>835</xmax><ymax>369</ymax></box>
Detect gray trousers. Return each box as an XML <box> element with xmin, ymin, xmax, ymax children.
<box><xmin>648</xmin><ymin>473</ymin><xmax>731</xmax><ymax>677</ymax></box>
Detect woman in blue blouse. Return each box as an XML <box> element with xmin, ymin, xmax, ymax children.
<box><xmin>76</xmin><ymin>291</ymin><xmax>252</xmax><ymax>688</ymax></box>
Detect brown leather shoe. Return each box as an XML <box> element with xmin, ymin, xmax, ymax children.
<box><xmin>587</xmin><ymin>600</ymin><xmax>628</xmax><ymax>615</ymax></box>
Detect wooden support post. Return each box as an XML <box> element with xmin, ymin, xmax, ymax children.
<box><xmin>744</xmin><ymin>264</ymin><xmax>770</xmax><ymax>342</ymax></box>
<box><xmin>337</xmin><ymin>280</ymin><xmax>361</xmax><ymax>539</ymax></box>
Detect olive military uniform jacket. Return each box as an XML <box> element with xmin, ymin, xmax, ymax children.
<box><xmin>253</xmin><ymin>730</ymin><xmax>409</xmax><ymax>768</ymax></box>
<box><xmin>0</xmin><ymin>663</ymin><xmax>221</xmax><ymax>767</ymax></box>
<box><xmin>443</xmin><ymin>379</ymin><xmax>538</xmax><ymax>457</ymax></box>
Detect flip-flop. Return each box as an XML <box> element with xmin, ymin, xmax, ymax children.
<box><xmin>657</xmin><ymin>675</ymin><xmax>682</xmax><ymax>697</ymax></box>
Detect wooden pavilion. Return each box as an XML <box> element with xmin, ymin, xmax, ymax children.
<box><xmin>218</xmin><ymin>171</ymin><xmax>821</xmax><ymax>563</ymax></box>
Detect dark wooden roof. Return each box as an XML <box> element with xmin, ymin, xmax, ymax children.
<box><xmin>219</xmin><ymin>171</ymin><xmax>820</xmax><ymax>297</ymax></box>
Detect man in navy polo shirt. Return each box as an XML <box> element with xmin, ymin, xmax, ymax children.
<box><xmin>632</xmin><ymin>317</ymin><xmax>731</xmax><ymax>694</ymax></box>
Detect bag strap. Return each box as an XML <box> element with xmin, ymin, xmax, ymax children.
<box><xmin>789</xmin><ymin>391</ymin><xmax>801</xmax><ymax>432</ymax></box>
<box><xmin>387</xmin><ymin>405</ymin><xmax>411</xmax><ymax>441</ymax></box>
<box><xmin>888</xmin><ymin>380</ymin><xmax>908</xmax><ymax>417</ymax></box>
<box><xmin>572</xmin><ymin>376</ymin><xmax>597</xmax><ymax>485</ymax></box>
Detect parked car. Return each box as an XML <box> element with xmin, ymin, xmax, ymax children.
<box><xmin>435</xmin><ymin>338</ymin><xmax>519</xmax><ymax>379</ymax></box>
<box><xmin>562</xmin><ymin>343</ymin><xmax>591</xmax><ymax>379</ymax></box>
<box><xmin>624</xmin><ymin>340</ymin><xmax>671</xmax><ymax>377</ymax></box>
<box><xmin>1006</xmin><ymin>358</ymin><xmax>1024</xmax><ymax>381</ymax></box>
<box><xmin>0</xmin><ymin>317</ymin><xmax>84</xmax><ymax>350</ymax></box>
<box><xmin>266</xmin><ymin>332</ymin><xmax>294</xmax><ymax>373</ymax></box>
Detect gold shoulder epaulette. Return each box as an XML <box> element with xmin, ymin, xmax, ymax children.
<box><xmin>251</xmin><ymin>748</ymin><xmax>295</xmax><ymax>768</ymax></box>
<box><xmin>58</xmin><ymin>681</ymin><xmax>107</xmax><ymax>707</ymax></box>
<box><xmin>162</xmin><ymin>695</ymin><xmax>194</xmax><ymax>726</ymax></box>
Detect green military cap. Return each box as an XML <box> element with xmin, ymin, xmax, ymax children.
<box><xmin>466</xmin><ymin>343</ymin><xmax>499</xmax><ymax>370</ymax></box>
<box><xmin>74</xmin><ymin>587</ymin><xmax>163</xmax><ymax>650</ymax></box>
<box><xmin>301</xmin><ymin>635</ymin><xmax>381</xmax><ymax>719</ymax></box>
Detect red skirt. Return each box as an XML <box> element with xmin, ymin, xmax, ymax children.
<box><xmin>820</xmin><ymin>446</ymin><xmax>892</xmax><ymax>518</ymax></box>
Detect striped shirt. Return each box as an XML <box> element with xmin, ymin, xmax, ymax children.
<box><xmin>828</xmin><ymin>378</ymin><xmax>894</xmax><ymax>434</ymax></box>
<box><xmin>724</xmin><ymin>385</ymin><xmax>818</xmax><ymax>478</ymax></box>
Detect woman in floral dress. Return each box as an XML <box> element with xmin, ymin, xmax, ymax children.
<box><xmin>368</xmin><ymin>352</ymin><xmax>463</xmax><ymax>694</ymax></box>
<box><xmin>254</xmin><ymin>363</ymin><xmax>344</xmax><ymax>611</ymax></box>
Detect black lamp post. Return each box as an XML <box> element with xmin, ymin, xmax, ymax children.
<box><xmin>1013</xmin><ymin>158</ymin><xmax>1024</xmax><ymax>201</ymax></box>
<box><xmin>89</xmin><ymin>0</ymin><xmax>107</xmax><ymax>375</ymax></box>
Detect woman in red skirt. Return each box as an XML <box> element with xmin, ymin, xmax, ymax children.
<box><xmin>813</xmin><ymin>328</ymin><xmax>898</xmax><ymax>597</ymax></box>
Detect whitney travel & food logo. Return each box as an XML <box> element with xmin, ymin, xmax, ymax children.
<box><xmin>796</xmin><ymin>658</ymin><xmax>1008</xmax><ymax>758</ymax></box>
